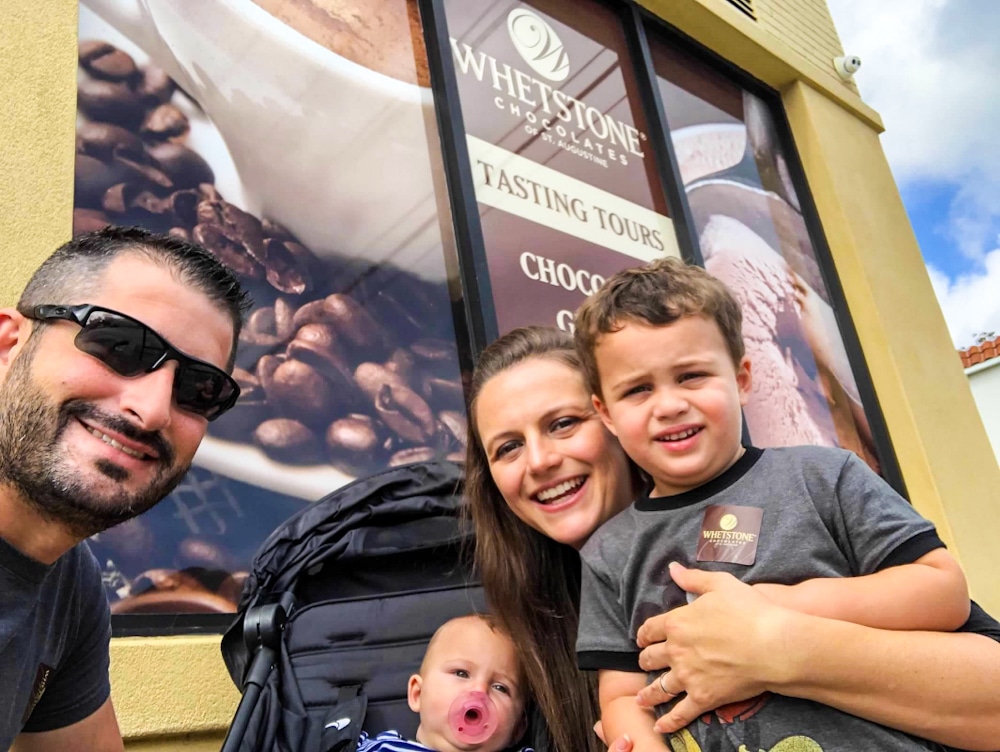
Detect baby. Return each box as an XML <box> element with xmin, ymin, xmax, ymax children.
<box><xmin>357</xmin><ymin>614</ymin><xmax>530</xmax><ymax>752</ymax></box>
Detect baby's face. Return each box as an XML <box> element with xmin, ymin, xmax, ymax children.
<box><xmin>408</xmin><ymin>617</ymin><xmax>525</xmax><ymax>752</ymax></box>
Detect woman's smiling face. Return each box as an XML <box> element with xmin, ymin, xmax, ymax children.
<box><xmin>474</xmin><ymin>356</ymin><xmax>635</xmax><ymax>549</ymax></box>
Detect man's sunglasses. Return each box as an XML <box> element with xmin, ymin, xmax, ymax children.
<box><xmin>19</xmin><ymin>304</ymin><xmax>239</xmax><ymax>421</ymax></box>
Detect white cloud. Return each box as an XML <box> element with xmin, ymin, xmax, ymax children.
<box><xmin>945</xmin><ymin>181</ymin><xmax>1000</xmax><ymax>261</ymax></box>
<box><xmin>926</xmin><ymin>248</ymin><xmax>1000</xmax><ymax>348</ymax></box>
<box><xmin>827</xmin><ymin>0</ymin><xmax>1000</xmax><ymax>263</ymax></box>
<box><xmin>827</xmin><ymin>0</ymin><xmax>1000</xmax><ymax>183</ymax></box>
<box><xmin>827</xmin><ymin>0</ymin><xmax>1000</xmax><ymax>345</ymax></box>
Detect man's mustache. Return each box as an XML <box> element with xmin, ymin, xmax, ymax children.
<box><xmin>60</xmin><ymin>400</ymin><xmax>174</xmax><ymax>465</ymax></box>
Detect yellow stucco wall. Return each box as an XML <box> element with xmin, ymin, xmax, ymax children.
<box><xmin>0</xmin><ymin>0</ymin><xmax>77</xmax><ymax>305</ymax></box>
<box><xmin>754</xmin><ymin>0</ymin><xmax>857</xmax><ymax>94</ymax></box>
<box><xmin>2</xmin><ymin>0</ymin><xmax>998</xmax><ymax>746</ymax></box>
<box><xmin>781</xmin><ymin>81</ymin><xmax>1000</xmax><ymax>609</ymax></box>
<box><xmin>120</xmin><ymin>733</ymin><xmax>227</xmax><ymax>751</ymax></box>
<box><xmin>111</xmin><ymin>636</ymin><xmax>239</xmax><ymax>746</ymax></box>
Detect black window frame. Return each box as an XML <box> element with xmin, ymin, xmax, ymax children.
<box><xmin>419</xmin><ymin>0</ymin><xmax>905</xmax><ymax>495</ymax></box>
<box><xmin>114</xmin><ymin>0</ymin><xmax>905</xmax><ymax>636</ymax></box>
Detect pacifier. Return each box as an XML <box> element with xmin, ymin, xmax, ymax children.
<box><xmin>448</xmin><ymin>691</ymin><xmax>497</xmax><ymax>745</ymax></box>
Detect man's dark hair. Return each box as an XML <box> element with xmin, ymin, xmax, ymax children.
<box><xmin>18</xmin><ymin>226</ymin><xmax>252</xmax><ymax>369</ymax></box>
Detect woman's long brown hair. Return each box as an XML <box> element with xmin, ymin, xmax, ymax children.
<box><xmin>463</xmin><ymin>327</ymin><xmax>603</xmax><ymax>752</ymax></box>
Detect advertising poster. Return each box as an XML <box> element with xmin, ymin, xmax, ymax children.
<box><xmin>442</xmin><ymin>0</ymin><xmax>682</xmax><ymax>334</ymax></box>
<box><xmin>651</xmin><ymin>38</ymin><xmax>881</xmax><ymax>472</ymax></box>
<box><xmin>74</xmin><ymin>0</ymin><xmax>467</xmax><ymax>614</ymax></box>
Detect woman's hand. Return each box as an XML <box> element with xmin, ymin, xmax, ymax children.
<box><xmin>633</xmin><ymin>565</ymin><xmax>1000</xmax><ymax>747</ymax></box>
<box><xmin>634</xmin><ymin>563</ymin><xmax>795</xmax><ymax>733</ymax></box>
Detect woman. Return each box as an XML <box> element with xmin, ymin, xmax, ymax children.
<box><xmin>464</xmin><ymin>326</ymin><xmax>1000</xmax><ymax>752</ymax></box>
<box><xmin>464</xmin><ymin>326</ymin><xmax>635</xmax><ymax>752</ymax></box>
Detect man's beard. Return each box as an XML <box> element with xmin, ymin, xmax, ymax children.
<box><xmin>0</xmin><ymin>342</ymin><xmax>189</xmax><ymax>540</ymax></box>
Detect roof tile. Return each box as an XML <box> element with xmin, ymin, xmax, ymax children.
<box><xmin>959</xmin><ymin>335</ymin><xmax>1000</xmax><ymax>369</ymax></box>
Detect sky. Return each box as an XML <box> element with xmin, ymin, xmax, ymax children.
<box><xmin>825</xmin><ymin>0</ymin><xmax>1000</xmax><ymax>349</ymax></box>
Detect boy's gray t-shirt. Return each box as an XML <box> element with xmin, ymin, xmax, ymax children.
<box><xmin>0</xmin><ymin>536</ymin><xmax>112</xmax><ymax>748</ymax></box>
<box><xmin>577</xmin><ymin>445</ymin><xmax>947</xmax><ymax>751</ymax></box>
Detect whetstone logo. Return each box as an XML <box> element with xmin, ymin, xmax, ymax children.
<box><xmin>507</xmin><ymin>9</ymin><xmax>569</xmax><ymax>82</ymax></box>
<box><xmin>696</xmin><ymin>504</ymin><xmax>763</xmax><ymax>565</ymax></box>
<box><xmin>449</xmin><ymin>6</ymin><xmax>648</xmax><ymax>169</ymax></box>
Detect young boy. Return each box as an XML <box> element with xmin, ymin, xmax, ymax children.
<box><xmin>358</xmin><ymin>614</ymin><xmax>530</xmax><ymax>752</ymax></box>
<box><xmin>572</xmin><ymin>257</ymin><xmax>970</xmax><ymax>752</ymax></box>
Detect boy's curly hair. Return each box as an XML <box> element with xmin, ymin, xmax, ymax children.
<box><xmin>574</xmin><ymin>257</ymin><xmax>744</xmax><ymax>397</ymax></box>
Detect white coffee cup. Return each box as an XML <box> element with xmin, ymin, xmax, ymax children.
<box><xmin>82</xmin><ymin>0</ymin><xmax>450</xmax><ymax>281</ymax></box>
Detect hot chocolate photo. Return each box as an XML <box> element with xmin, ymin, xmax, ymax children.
<box><xmin>653</xmin><ymin>38</ymin><xmax>881</xmax><ymax>473</ymax></box>
<box><xmin>249</xmin><ymin>0</ymin><xmax>431</xmax><ymax>86</ymax></box>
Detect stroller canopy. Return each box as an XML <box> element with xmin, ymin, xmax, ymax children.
<box><xmin>221</xmin><ymin>461</ymin><xmax>486</xmax><ymax>752</ymax></box>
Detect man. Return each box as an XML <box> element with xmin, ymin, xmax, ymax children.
<box><xmin>0</xmin><ymin>226</ymin><xmax>250</xmax><ymax>751</ymax></box>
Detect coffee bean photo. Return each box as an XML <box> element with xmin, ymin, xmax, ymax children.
<box><xmin>73</xmin><ymin>38</ymin><xmax>469</xmax><ymax>482</ymax></box>
<box><xmin>75</xmin><ymin>4</ymin><xmax>466</xmax><ymax>612</ymax></box>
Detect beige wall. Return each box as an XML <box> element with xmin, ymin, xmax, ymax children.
<box><xmin>3</xmin><ymin>0</ymin><xmax>999</xmax><ymax>745</ymax></box>
<box><xmin>112</xmin><ymin>636</ymin><xmax>238</xmax><ymax>747</ymax></box>
<box><xmin>781</xmin><ymin>81</ymin><xmax>1000</xmax><ymax>610</ymax></box>
<box><xmin>0</xmin><ymin>0</ymin><xmax>77</xmax><ymax>306</ymax></box>
<box><xmin>754</xmin><ymin>0</ymin><xmax>857</xmax><ymax>94</ymax></box>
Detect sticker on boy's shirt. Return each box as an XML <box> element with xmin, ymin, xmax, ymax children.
<box><xmin>696</xmin><ymin>505</ymin><xmax>763</xmax><ymax>565</ymax></box>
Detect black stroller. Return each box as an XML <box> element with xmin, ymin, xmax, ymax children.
<box><xmin>219</xmin><ymin>461</ymin><xmax>537</xmax><ymax>752</ymax></box>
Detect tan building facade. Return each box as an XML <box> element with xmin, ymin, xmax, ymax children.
<box><xmin>2</xmin><ymin>0</ymin><xmax>999</xmax><ymax>747</ymax></box>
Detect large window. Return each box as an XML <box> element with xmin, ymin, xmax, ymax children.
<box><xmin>428</xmin><ymin>0</ymin><xmax>894</xmax><ymax>476</ymax></box>
<box><xmin>72</xmin><ymin>0</ymin><xmax>898</xmax><ymax>631</ymax></box>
